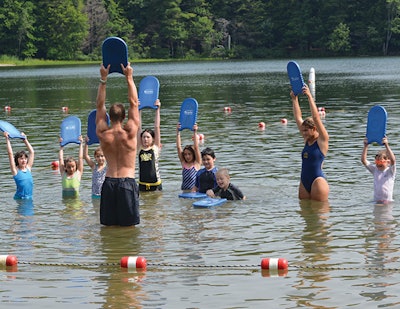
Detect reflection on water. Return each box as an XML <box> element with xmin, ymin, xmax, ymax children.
<box><xmin>358</xmin><ymin>204</ymin><xmax>399</xmax><ymax>304</ymax></box>
<box><xmin>62</xmin><ymin>196</ymin><xmax>85</xmax><ymax>217</ymax></box>
<box><xmin>1</xmin><ymin>58</ymin><xmax>400</xmax><ymax>307</ymax></box>
<box><xmin>98</xmin><ymin>222</ymin><xmax>147</xmax><ymax>308</ymax></box>
<box><xmin>16</xmin><ymin>199</ymin><xmax>34</xmax><ymax>216</ymax></box>
<box><xmin>13</xmin><ymin>199</ymin><xmax>36</xmax><ymax>257</ymax></box>
<box><xmin>299</xmin><ymin>199</ymin><xmax>332</xmax><ymax>263</ymax></box>
<box><xmin>293</xmin><ymin>200</ymin><xmax>332</xmax><ymax>308</ymax></box>
<box><xmin>365</xmin><ymin>204</ymin><xmax>397</xmax><ymax>267</ymax></box>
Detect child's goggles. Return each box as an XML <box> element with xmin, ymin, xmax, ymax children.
<box><xmin>375</xmin><ymin>159</ymin><xmax>388</xmax><ymax>165</ymax></box>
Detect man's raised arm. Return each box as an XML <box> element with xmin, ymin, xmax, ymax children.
<box><xmin>96</xmin><ymin>64</ymin><xmax>110</xmax><ymax>133</ymax></box>
<box><xmin>123</xmin><ymin>63</ymin><xmax>140</xmax><ymax>131</ymax></box>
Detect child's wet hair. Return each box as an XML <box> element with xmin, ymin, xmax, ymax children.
<box><xmin>64</xmin><ymin>157</ymin><xmax>77</xmax><ymax>171</ymax></box>
<box><xmin>182</xmin><ymin>145</ymin><xmax>195</xmax><ymax>162</ymax></box>
<box><xmin>375</xmin><ymin>150</ymin><xmax>388</xmax><ymax>159</ymax></box>
<box><xmin>201</xmin><ymin>147</ymin><xmax>215</xmax><ymax>158</ymax></box>
<box><xmin>94</xmin><ymin>147</ymin><xmax>103</xmax><ymax>156</ymax></box>
<box><xmin>14</xmin><ymin>151</ymin><xmax>28</xmax><ymax>167</ymax></box>
<box><xmin>216</xmin><ymin>167</ymin><xmax>230</xmax><ymax>178</ymax></box>
<box><xmin>302</xmin><ymin>117</ymin><xmax>315</xmax><ymax>129</ymax></box>
<box><xmin>141</xmin><ymin>128</ymin><xmax>155</xmax><ymax>138</ymax></box>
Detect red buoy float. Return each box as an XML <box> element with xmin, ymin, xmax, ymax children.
<box><xmin>224</xmin><ymin>106</ymin><xmax>232</xmax><ymax>113</ymax></box>
<box><xmin>120</xmin><ymin>256</ymin><xmax>147</xmax><ymax>270</ymax></box>
<box><xmin>51</xmin><ymin>160</ymin><xmax>59</xmax><ymax>170</ymax></box>
<box><xmin>260</xmin><ymin>258</ymin><xmax>288</xmax><ymax>270</ymax></box>
<box><xmin>0</xmin><ymin>255</ymin><xmax>18</xmax><ymax>266</ymax></box>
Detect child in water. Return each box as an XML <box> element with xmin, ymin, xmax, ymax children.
<box><xmin>59</xmin><ymin>136</ymin><xmax>84</xmax><ymax>197</ymax></box>
<box><xmin>361</xmin><ymin>136</ymin><xmax>396</xmax><ymax>203</ymax></box>
<box><xmin>206</xmin><ymin>168</ymin><xmax>245</xmax><ymax>200</ymax></box>
<box><xmin>138</xmin><ymin>99</ymin><xmax>162</xmax><ymax>191</ymax></box>
<box><xmin>4</xmin><ymin>132</ymin><xmax>35</xmax><ymax>199</ymax></box>
<box><xmin>84</xmin><ymin>136</ymin><xmax>107</xmax><ymax>198</ymax></box>
<box><xmin>176</xmin><ymin>123</ymin><xmax>201</xmax><ymax>191</ymax></box>
<box><xmin>192</xmin><ymin>147</ymin><xmax>218</xmax><ymax>193</ymax></box>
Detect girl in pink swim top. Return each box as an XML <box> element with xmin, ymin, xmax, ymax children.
<box><xmin>290</xmin><ymin>84</ymin><xmax>329</xmax><ymax>202</ymax></box>
<box><xmin>176</xmin><ymin>123</ymin><xmax>201</xmax><ymax>191</ymax></box>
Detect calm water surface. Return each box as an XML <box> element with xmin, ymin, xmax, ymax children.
<box><xmin>1</xmin><ymin>58</ymin><xmax>400</xmax><ymax>308</ymax></box>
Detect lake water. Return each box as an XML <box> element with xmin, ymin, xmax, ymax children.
<box><xmin>1</xmin><ymin>57</ymin><xmax>400</xmax><ymax>308</ymax></box>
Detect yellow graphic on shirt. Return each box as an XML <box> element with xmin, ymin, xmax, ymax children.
<box><xmin>303</xmin><ymin>152</ymin><xmax>308</xmax><ymax>159</ymax></box>
<box><xmin>140</xmin><ymin>152</ymin><xmax>153</xmax><ymax>161</ymax></box>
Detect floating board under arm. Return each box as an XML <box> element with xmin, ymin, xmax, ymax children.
<box><xmin>193</xmin><ymin>197</ymin><xmax>227</xmax><ymax>208</ymax></box>
<box><xmin>179</xmin><ymin>192</ymin><xmax>208</xmax><ymax>199</ymax></box>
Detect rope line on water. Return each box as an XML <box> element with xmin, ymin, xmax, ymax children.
<box><xmin>17</xmin><ymin>261</ymin><xmax>120</xmax><ymax>268</ymax></box>
<box><xmin>11</xmin><ymin>261</ymin><xmax>400</xmax><ymax>272</ymax></box>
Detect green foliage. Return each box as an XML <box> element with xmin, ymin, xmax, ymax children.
<box><xmin>327</xmin><ymin>23</ymin><xmax>351</xmax><ymax>53</ymax></box>
<box><xmin>0</xmin><ymin>0</ymin><xmax>37</xmax><ymax>58</ymax></box>
<box><xmin>34</xmin><ymin>0</ymin><xmax>88</xmax><ymax>60</ymax></box>
<box><xmin>1</xmin><ymin>0</ymin><xmax>400</xmax><ymax>60</ymax></box>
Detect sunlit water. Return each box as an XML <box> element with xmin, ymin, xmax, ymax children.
<box><xmin>1</xmin><ymin>58</ymin><xmax>400</xmax><ymax>308</ymax></box>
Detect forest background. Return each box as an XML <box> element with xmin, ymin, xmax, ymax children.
<box><xmin>2</xmin><ymin>0</ymin><xmax>400</xmax><ymax>62</ymax></box>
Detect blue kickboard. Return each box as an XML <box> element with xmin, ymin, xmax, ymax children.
<box><xmin>0</xmin><ymin>120</ymin><xmax>25</xmax><ymax>139</ymax></box>
<box><xmin>366</xmin><ymin>105</ymin><xmax>387</xmax><ymax>145</ymax></box>
<box><xmin>102</xmin><ymin>37</ymin><xmax>128</xmax><ymax>74</ymax></box>
<box><xmin>193</xmin><ymin>198</ymin><xmax>227</xmax><ymax>208</ymax></box>
<box><xmin>287</xmin><ymin>61</ymin><xmax>305</xmax><ymax>96</ymax></box>
<box><xmin>60</xmin><ymin>116</ymin><xmax>81</xmax><ymax>147</ymax></box>
<box><xmin>179</xmin><ymin>98</ymin><xmax>198</xmax><ymax>131</ymax></box>
<box><xmin>138</xmin><ymin>76</ymin><xmax>160</xmax><ymax>110</ymax></box>
<box><xmin>179</xmin><ymin>192</ymin><xmax>208</xmax><ymax>199</ymax></box>
<box><xmin>87</xmin><ymin>110</ymin><xmax>110</xmax><ymax>145</ymax></box>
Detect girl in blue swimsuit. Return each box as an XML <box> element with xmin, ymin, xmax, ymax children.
<box><xmin>176</xmin><ymin>123</ymin><xmax>201</xmax><ymax>191</ymax></box>
<box><xmin>291</xmin><ymin>85</ymin><xmax>329</xmax><ymax>202</ymax></box>
<box><xmin>4</xmin><ymin>131</ymin><xmax>35</xmax><ymax>199</ymax></box>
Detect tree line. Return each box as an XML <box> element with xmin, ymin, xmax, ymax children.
<box><xmin>1</xmin><ymin>0</ymin><xmax>400</xmax><ymax>61</ymax></box>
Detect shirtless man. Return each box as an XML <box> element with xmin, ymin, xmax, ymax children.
<box><xmin>96</xmin><ymin>62</ymin><xmax>140</xmax><ymax>226</ymax></box>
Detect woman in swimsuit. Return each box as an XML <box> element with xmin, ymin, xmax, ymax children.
<box><xmin>290</xmin><ymin>84</ymin><xmax>329</xmax><ymax>202</ymax></box>
<box><xmin>176</xmin><ymin>123</ymin><xmax>201</xmax><ymax>191</ymax></box>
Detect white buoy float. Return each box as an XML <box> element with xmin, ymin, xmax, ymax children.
<box><xmin>308</xmin><ymin>67</ymin><xmax>316</xmax><ymax>101</ymax></box>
